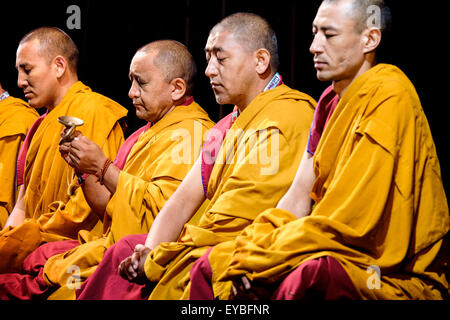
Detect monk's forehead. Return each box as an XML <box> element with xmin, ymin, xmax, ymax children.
<box><xmin>205</xmin><ymin>31</ymin><xmax>245</xmax><ymax>54</ymax></box>
<box><xmin>314</xmin><ymin>0</ymin><xmax>358</xmax><ymax>30</ymax></box>
<box><xmin>129</xmin><ymin>50</ymin><xmax>158</xmax><ymax>75</ymax></box>
<box><xmin>16</xmin><ymin>39</ymin><xmax>47</xmax><ymax>64</ymax></box>
<box><xmin>17</xmin><ymin>38</ymin><xmax>40</xmax><ymax>54</ymax></box>
<box><xmin>206</xmin><ymin>31</ymin><xmax>226</xmax><ymax>49</ymax></box>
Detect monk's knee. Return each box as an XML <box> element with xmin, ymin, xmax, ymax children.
<box><xmin>22</xmin><ymin>240</ymin><xmax>79</xmax><ymax>275</ymax></box>
<box><xmin>272</xmin><ymin>256</ymin><xmax>358</xmax><ymax>300</ymax></box>
<box><xmin>193</xmin><ymin>247</ymin><xmax>213</xmax><ymax>279</ymax></box>
<box><xmin>189</xmin><ymin>247</ymin><xmax>214</xmax><ymax>300</ymax></box>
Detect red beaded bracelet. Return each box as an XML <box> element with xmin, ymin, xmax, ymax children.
<box><xmin>96</xmin><ymin>158</ymin><xmax>113</xmax><ymax>185</ymax></box>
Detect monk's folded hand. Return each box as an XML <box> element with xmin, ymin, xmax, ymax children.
<box><xmin>118</xmin><ymin>244</ymin><xmax>151</xmax><ymax>285</ymax></box>
<box><xmin>68</xmin><ymin>135</ymin><xmax>107</xmax><ymax>175</ymax></box>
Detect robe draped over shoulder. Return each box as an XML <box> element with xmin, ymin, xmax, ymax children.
<box><xmin>0</xmin><ymin>97</ymin><xmax>39</xmax><ymax>228</ymax></box>
<box><xmin>144</xmin><ymin>85</ymin><xmax>316</xmax><ymax>300</ymax></box>
<box><xmin>40</xmin><ymin>101</ymin><xmax>214</xmax><ymax>298</ymax></box>
<box><xmin>215</xmin><ymin>64</ymin><xmax>449</xmax><ymax>300</ymax></box>
<box><xmin>0</xmin><ymin>81</ymin><xmax>127</xmax><ymax>273</ymax></box>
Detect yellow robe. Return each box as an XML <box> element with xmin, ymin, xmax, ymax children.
<box><xmin>0</xmin><ymin>96</ymin><xmax>39</xmax><ymax>228</ymax></box>
<box><xmin>144</xmin><ymin>85</ymin><xmax>316</xmax><ymax>300</ymax></box>
<box><xmin>42</xmin><ymin>102</ymin><xmax>214</xmax><ymax>298</ymax></box>
<box><xmin>215</xmin><ymin>64</ymin><xmax>450</xmax><ymax>300</ymax></box>
<box><xmin>0</xmin><ymin>81</ymin><xmax>127</xmax><ymax>273</ymax></box>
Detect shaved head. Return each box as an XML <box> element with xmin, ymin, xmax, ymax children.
<box><xmin>323</xmin><ymin>0</ymin><xmax>391</xmax><ymax>35</ymax></box>
<box><xmin>137</xmin><ymin>40</ymin><xmax>197</xmax><ymax>96</ymax></box>
<box><xmin>19</xmin><ymin>27</ymin><xmax>79</xmax><ymax>73</ymax></box>
<box><xmin>210</xmin><ymin>12</ymin><xmax>280</xmax><ymax>71</ymax></box>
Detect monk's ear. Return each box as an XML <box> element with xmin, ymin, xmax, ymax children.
<box><xmin>53</xmin><ymin>55</ymin><xmax>68</xmax><ymax>79</ymax></box>
<box><xmin>170</xmin><ymin>77</ymin><xmax>187</xmax><ymax>102</ymax></box>
<box><xmin>255</xmin><ymin>48</ymin><xmax>271</xmax><ymax>75</ymax></box>
<box><xmin>362</xmin><ymin>27</ymin><xmax>382</xmax><ymax>54</ymax></box>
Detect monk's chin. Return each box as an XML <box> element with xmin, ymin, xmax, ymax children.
<box><xmin>214</xmin><ymin>95</ymin><xmax>227</xmax><ymax>106</ymax></box>
<box><xmin>315</xmin><ymin>71</ymin><xmax>333</xmax><ymax>82</ymax></box>
<box><xmin>28</xmin><ymin>99</ymin><xmax>46</xmax><ymax>109</ymax></box>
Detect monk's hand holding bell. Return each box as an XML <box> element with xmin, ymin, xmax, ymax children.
<box><xmin>67</xmin><ymin>135</ymin><xmax>108</xmax><ymax>176</ymax></box>
<box><xmin>58</xmin><ymin>116</ymin><xmax>84</xmax><ymax>145</ymax></box>
<box><xmin>59</xmin><ymin>129</ymin><xmax>81</xmax><ymax>167</ymax></box>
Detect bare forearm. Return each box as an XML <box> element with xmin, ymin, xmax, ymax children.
<box><xmin>120</xmin><ymin>158</ymin><xmax>205</xmax><ymax>284</ymax></box>
<box><xmin>276</xmin><ymin>149</ymin><xmax>315</xmax><ymax>219</ymax></box>
<box><xmin>144</xmin><ymin>199</ymin><xmax>192</xmax><ymax>249</ymax></box>
<box><xmin>277</xmin><ymin>188</ymin><xmax>313</xmax><ymax>218</ymax></box>
<box><xmin>81</xmin><ymin>175</ymin><xmax>111</xmax><ymax>220</ymax></box>
<box><xmin>100</xmin><ymin>163</ymin><xmax>120</xmax><ymax>195</ymax></box>
<box><xmin>4</xmin><ymin>186</ymin><xmax>26</xmax><ymax>229</ymax></box>
<box><xmin>144</xmin><ymin>183</ymin><xmax>205</xmax><ymax>249</ymax></box>
<box><xmin>80</xmin><ymin>157</ymin><xmax>120</xmax><ymax>197</ymax></box>
<box><xmin>144</xmin><ymin>158</ymin><xmax>205</xmax><ymax>249</ymax></box>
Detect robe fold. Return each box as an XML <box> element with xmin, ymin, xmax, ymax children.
<box><xmin>0</xmin><ymin>81</ymin><xmax>127</xmax><ymax>274</ymax></box>
<box><xmin>13</xmin><ymin>101</ymin><xmax>213</xmax><ymax>300</ymax></box>
<box><xmin>0</xmin><ymin>240</ymin><xmax>79</xmax><ymax>300</ymax></box>
<box><xmin>0</xmin><ymin>126</ymin><xmax>136</xmax><ymax>300</ymax></box>
<box><xmin>0</xmin><ymin>96</ymin><xmax>39</xmax><ymax>228</ymax></box>
<box><xmin>213</xmin><ymin>64</ymin><xmax>449</xmax><ymax>300</ymax></box>
<box><xmin>137</xmin><ymin>84</ymin><xmax>315</xmax><ymax>300</ymax></box>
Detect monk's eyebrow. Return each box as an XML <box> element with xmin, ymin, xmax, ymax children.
<box><xmin>129</xmin><ymin>70</ymin><xmax>140</xmax><ymax>79</ymax></box>
<box><xmin>313</xmin><ymin>22</ymin><xmax>339</xmax><ymax>33</ymax></box>
<box><xmin>323</xmin><ymin>26</ymin><xmax>338</xmax><ymax>32</ymax></box>
<box><xmin>205</xmin><ymin>47</ymin><xmax>224</xmax><ymax>54</ymax></box>
<box><xmin>16</xmin><ymin>62</ymin><xmax>31</xmax><ymax>70</ymax></box>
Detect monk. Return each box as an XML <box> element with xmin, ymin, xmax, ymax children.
<box><xmin>0</xmin><ymin>27</ymin><xmax>127</xmax><ymax>274</ymax></box>
<box><xmin>193</xmin><ymin>0</ymin><xmax>449</xmax><ymax>300</ymax></box>
<box><xmin>0</xmin><ymin>40</ymin><xmax>214</xmax><ymax>300</ymax></box>
<box><xmin>0</xmin><ymin>83</ymin><xmax>39</xmax><ymax>228</ymax></box>
<box><xmin>75</xmin><ymin>12</ymin><xmax>316</xmax><ymax>300</ymax></box>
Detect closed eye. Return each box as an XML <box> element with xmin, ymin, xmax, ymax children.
<box><xmin>325</xmin><ymin>33</ymin><xmax>338</xmax><ymax>38</ymax></box>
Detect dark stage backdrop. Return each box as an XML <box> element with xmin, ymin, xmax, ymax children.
<box><xmin>1</xmin><ymin>0</ymin><xmax>447</xmax><ymax>194</ymax></box>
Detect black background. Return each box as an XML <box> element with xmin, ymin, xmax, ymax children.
<box><xmin>1</xmin><ymin>0</ymin><xmax>448</xmax><ymax>195</ymax></box>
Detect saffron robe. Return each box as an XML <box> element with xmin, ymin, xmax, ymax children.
<box><xmin>39</xmin><ymin>102</ymin><xmax>214</xmax><ymax>299</ymax></box>
<box><xmin>188</xmin><ymin>84</ymin><xmax>352</xmax><ymax>300</ymax></box>
<box><xmin>215</xmin><ymin>64</ymin><xmax>450</xmax><ymax>300</ymax></box>
<box><xmin>0</xmin><ymin>96</ymin><xmax>39</xmax><ymax>228</ymax></box>
<box><xmin>0</xmin><ymin>123</ymin><xmax>141</xmax><ymax>300</ymax></box>
<box><xmin>75</xmin><ymin>111</ymin><xmax>239</xmax><ymax>300</ymax></box>
<box><xmin>0</xmin><ymin>81</ymin><xmax>127</xmax><ymax>273</ymax></box>
<box><xmin>139</xmin><ymin>85</ymin><xmax>315</xmax><ymax>300</ymax></box>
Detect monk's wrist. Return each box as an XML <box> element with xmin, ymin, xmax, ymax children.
<box><xmin>95</xmin><ymin>158</ymin><xmax>113</xmax><ymax>185</ymax></box>
<box><xmin>101</xmin><ymin>162</ymin><xmax>120</xmax><ymax>195</ymax></box>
